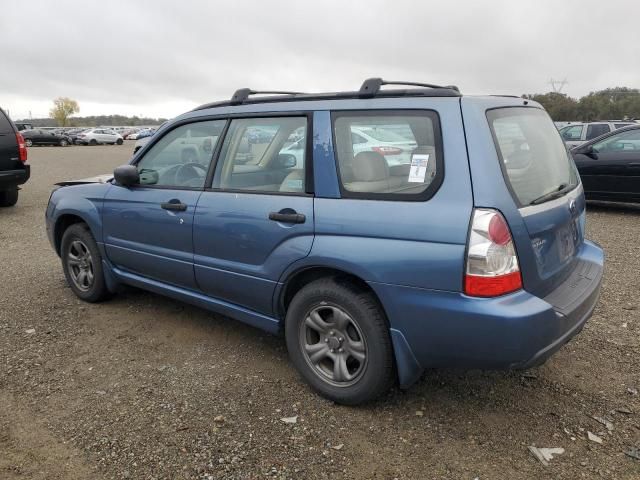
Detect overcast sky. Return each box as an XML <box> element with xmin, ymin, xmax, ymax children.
<box><xmin>1</xmin><ymin>0</ymin><xmax>638</xmax><ymax>120</ymax></box>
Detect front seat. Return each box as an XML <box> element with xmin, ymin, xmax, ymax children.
<box><xmin>279</xmin><ymin>169</ymin><xmax>305</xmax><ymax>192</ymax></box>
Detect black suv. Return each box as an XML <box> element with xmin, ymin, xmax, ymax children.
<box><xmin>0</xmin><ymin>108</ymin><xmax>30</xmax><ymax>207</ymax></box>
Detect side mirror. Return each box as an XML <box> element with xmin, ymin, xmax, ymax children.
<box><xmin>113</xmin><ymin>164</ymin><xmax>139</xmax><ymax>186</ymax></box>
<box><xmin>574</xmin><ymin>144</ymin><xmax>595</xmax><ymax>157</ymax></box>
<box><xmin>276</xmin><ymin>153</ymin><xmax>297</xmax><ymax>169</ymax></box>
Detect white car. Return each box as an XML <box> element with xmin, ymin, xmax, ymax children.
<box><xmin>559</xmin><ymin>121</ymin><xmax>636</xmax><ymax>148</ymax></box>
<box><xmin>77</xmin><ymin>128</ymin><xmax>124</xmax><ymax>145</ymax></box>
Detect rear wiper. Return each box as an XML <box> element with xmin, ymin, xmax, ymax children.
<box><xmin>529</xmin><ymin>183</ymin><xmax>571</xmax><ymax>205</ymax></box>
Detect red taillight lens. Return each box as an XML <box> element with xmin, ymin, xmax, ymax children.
<box><xmin>464</xmin><ymin>209</ymin><xmax>522</xmax><ymax>297</ymax></box>
<box><xmin>16</xmin><ymin>133</ymin><xmax>27</xmax><ymax>162</ymax></box>
<box><xmin>372</xmin><ymin>146</ymin><xmax>403</xmax><ymax>156</ymax></box>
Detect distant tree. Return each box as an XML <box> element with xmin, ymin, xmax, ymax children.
<box><xmin>49</xmin><ymin>97</ymin><xmax>80</xmax><ymax>126</ymax></box>
<box><xmin>523</xmin><ymin>92</ymin><xmax>579</xmax><ymax>121</ymax></box>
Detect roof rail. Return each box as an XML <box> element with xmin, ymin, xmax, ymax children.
<box><xmin>359</xmin><ymin>77</ymin><xmax>460</xmax><ymax>98</ymax></box>
<box><xmin>230</xmin><ymin>88</ymin><xmax>304</xmax><ymax>106</ymax></box>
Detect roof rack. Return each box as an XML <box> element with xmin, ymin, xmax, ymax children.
<box><xmin>359</xmin><ymin>78</ymin><xmax>460</xmax><ymax>98</ymax></box>
<box><xmin>193</xmin><ymin>78</ymin><xmax>461</xmax><ymax>111</ymax></box>
<box><xmin>230</xmin><ymin>88</ymin><xmax>304</xmax><ymax>106</ymax></box>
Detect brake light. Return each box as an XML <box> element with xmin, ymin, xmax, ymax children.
<box><xmin>16</xmin><ymin>133</ymin><xmax>27</xmax><ymax>162</ymax></box>
<box><xmin>372</xmin><ymin>146</ymin><xmax>403</xmax><ymax>156</ymax></box>
<box><xmin>464</xmin><ymin>209</ymin><xmax>522</xmax><ymax>297</ymax></box>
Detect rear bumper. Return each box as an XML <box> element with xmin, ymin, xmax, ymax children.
<box><xmin>371</xmin><ymin>240</ymin><xmax>604</xmax><ymax>387</ymax></box>
<box><xmin>0</xmin><ymin>165</ymin><xmax>30</xmax><ymax>188</ymax></box>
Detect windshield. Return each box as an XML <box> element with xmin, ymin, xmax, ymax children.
<box><xmin>488</xmin><ymin>107</ymin><xmax>579</xmax><ymax>206</ymax></box>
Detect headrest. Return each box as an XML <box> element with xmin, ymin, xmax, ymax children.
<box><xmin>352</xmin><ymin>151</ymin><xmax>389</xmax><ymax>182</ymax></box>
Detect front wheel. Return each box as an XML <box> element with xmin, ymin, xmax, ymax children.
<box><xmin>285</xmin><ymin>277</ymin><xmax>395</xmax><ymax>405</ymax></box>
<box><xmin>0</xmin><ymin>189</ymin><xmax>18</xmax><ymax>207</ymax></box>
<box><xmin>116</xmin><ymin>138</ymin><xmax>123</xmax><ymax>145</ymax></box>
<box><xmin>59</xmin><ymin>139</ymin><xmax>68</xmax><ymax>146</ymax></box>
<box><xmin>61</xmin><ymin>224</ymin><xmax>111</xmax><ymax>302</ymax></box>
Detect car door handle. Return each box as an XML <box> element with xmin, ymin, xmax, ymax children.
<box><xmin>161</xmin><ymin>199</ymin><xmax>187</xmax><ymax>211</ymax></box>
<box><xmin>269</xmin><ymin>211</ymin><xmax>306</xmax><ymax>224</ymax></box>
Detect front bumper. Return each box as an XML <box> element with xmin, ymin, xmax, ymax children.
<box><xmin>371</xmin><ymin>240</ymin><xmax>604</xmax><ymax>386</ymax></box>
<box><xmin>0</xmin><ymin>165</ymin><xmax>30</xmax><ymax>188</ymax></box>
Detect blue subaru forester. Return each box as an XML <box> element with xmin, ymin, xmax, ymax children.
<box><xmin>46</xmin><ymin>79</ymin><xmax>604</xmax><ymax>404</ymax></box>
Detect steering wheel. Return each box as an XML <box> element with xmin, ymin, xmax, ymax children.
<box><xmin>174</xmin><ymin>162</ymin><xmax>208</xmax><ymax>185</ymax></box>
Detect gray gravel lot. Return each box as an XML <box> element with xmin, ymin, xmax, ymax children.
<box><xmin>1</xmin><ymin>144</ymin><xmax>639</xmax><ymax>479</ymax></box>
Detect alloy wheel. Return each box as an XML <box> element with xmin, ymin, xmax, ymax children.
<box><xmin>66</xmin><ymin>240</ymin><xmax>94</xmax><ymax>291</ymax></box>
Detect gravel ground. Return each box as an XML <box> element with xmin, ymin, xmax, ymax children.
<box><xmin>1</xmin><ymin>144</ymin><xmax>639</xmax><ymax>480</ymax></box>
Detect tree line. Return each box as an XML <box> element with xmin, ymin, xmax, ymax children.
<box><xmin>523</xmin><ymin>87</ymin><xmax>640</xmax><ymax>122</ymax></box>
<box><xmin>19</xmin><ymin>114</ymin><xmax>167</xmax><ymax>128</ymax></box>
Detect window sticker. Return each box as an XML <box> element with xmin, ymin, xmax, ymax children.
<box><xmin>408</xmin><ymin>154</ymin><xmax>430</xmax><ymax>183</ymax></box>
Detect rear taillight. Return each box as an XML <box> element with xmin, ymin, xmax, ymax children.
<box><xmin>372</xmin><ymin>146</ymin><xmax>403</xmax><ymax>156</ymax></box>
<box><xmin>464</xmin><ymin>208</ymin><xmax>522</xmax><ymax>297</ymax></box>
<box><xmin>16</xmin><ymin>133</ymin><xmax>27</xmax><ymax>162</ymax></box>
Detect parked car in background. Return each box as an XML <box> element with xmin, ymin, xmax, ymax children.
<box><xmin>133</xmin><ymin>123</ymin><xmax>167</xmax><ymax>153</ymax></box>
<box><xmin>0</xmin><ymin>108</ymin><xmax>29</xmax><ymax>206</ymax></box>
<box><xmin>65</xmin><ymin>128</ymin><xmax>90</xmax><ymax>144</ymax></box>
<box><xmin>121</xmin><ymin>128</ymin><xmax>138</xmax><ymax>139</ymax></box>
<box><xmin>45</xmin><ymin>79</ymin><xmax>604</xmax><ymax>405</ymax></box>
<box><xmin>21</xmin><ymin>129</ymin><xmax>72</xmax><ymax>146</ymax></box>
<box><xmin>559</xmin><ymin>121</ymin><xmax>636</xmax><ymax>147</ymax></box>
<box><xmin>128</xmin><ymin>128</ymin><xmax>154</xmax><ymax>141</ymax></box>
<box><xmin>571</xmin><ymin>124</ymin><xmax>640</xmax><ymax>203</ymax></box>
<box><xmin>14</xmin><ymin>122</ymin><xmax>33</xmax><ymax>131</ymax></box>
<box><xmin>76</xmin><ymin>128</ymin><xmax>124</xmax><ymax>145</ymax></box>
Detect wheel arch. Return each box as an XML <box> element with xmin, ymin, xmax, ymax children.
<box><xmin>53</xmin><ymin>213</ymin><xmax>90</xmax><ymax>255</ymax></box>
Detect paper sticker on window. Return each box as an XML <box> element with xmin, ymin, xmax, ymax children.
<box><xmin>408</xmin><ymin>154</ymin><xmax>430</xmax><ymax>183</ymax></box>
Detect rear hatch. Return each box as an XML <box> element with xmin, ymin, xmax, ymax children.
<box><xmin>462</xmin><ymin>98</ymin><xmax>584</xmax><ymax>298</ymax></box>
<box><xmin>0</xmin><ymin>108</ymin><xmax>21</xmax><ymax>171</ymax></box>
<box><xmin>487</xmin><ymin>107</ymin><xmax>583</xmax><ymax>297</ymax></box>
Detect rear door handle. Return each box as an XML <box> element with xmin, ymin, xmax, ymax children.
<box><xmin>161</xmin><ymin>199</ymin><xmax>187</xmax><ymax>211</ymax></box>
<box><xmin>269</xmin><ymin>211</ymin><xmax>306</xmax><ymax>224</ymax></box>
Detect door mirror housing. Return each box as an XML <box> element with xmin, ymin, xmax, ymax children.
<box><xmin>276</xmin><ymin>153</ymin><xmax>297</xmax><ymax>169</ymax></box>
<box><xmin>113</xmin><ymin>164</ymin><xmax>140</xmax><ymax>186</ymax></box>
<box><xmin>574</xmin><ymin>144</ymin><xmax>594</xmax><ymax>156</ymax></box>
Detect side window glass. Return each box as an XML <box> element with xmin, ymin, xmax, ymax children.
<box><xmin>593</xmin><ymin>129</ymin><xmax>640</xmax><ymax>153</ymax></box>
<box><xmin>333</xmin><ymin>112</ymin><xmax>441</xmax><ymax>198</ymax></box>
<box><xmin>586</xmin><ymin>124</ymin><xmax>610</xmax><ymax>140</ymax></box>
<box><xmin>213</xmin><ymin>117</ymin><xmax>307</xmax><ymax>193</ymax></box>
<box><xmin>561</xmin><ymin>125</ymin><xmax>583</xmax><ymax>140</ymax></box>
<box><xmin>135</xmin><ymin>120</ymin><xmax>225</xmax><ymax>188</ymax></box>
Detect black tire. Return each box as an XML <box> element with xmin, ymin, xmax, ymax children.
<box><xmin>0</xmin><ymin>189</ymin><xmax>18</xmax><ymax>207</ymax></box>
<box><xmin>116</xmin><ymin>138</ymin><xmax>123</xmax><ymax>145</ymax></box>
<box><xmin>24</xmin><ymin>139</ymin><xmax>33</xmax><ymax>147</ymax></box>
<box><xmin>59</xmin><ymin>139</ymin><xmax>68</xmax><ymax>146</ymax></box>
<box><xmin>60</xmin><ymin>223</ymin><xmax>111</xmax><ymax>302</ymax></box>
<box><xmin>285</xmin><ymin>277</ymin><xmax>395</xmax><ymax>405</ymax></box>
<box><xmin>89</xmin><ymin>139</ymin><xmax>98</xmax><ymax>146</ymax></box>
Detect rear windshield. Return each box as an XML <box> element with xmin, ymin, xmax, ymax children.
<box><xmin>487</xmin><ymin>107</ymin><xmax>579</xmax><ymax>206</ymax></box>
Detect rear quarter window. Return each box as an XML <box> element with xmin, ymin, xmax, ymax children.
<box><xmin>332</xmin><ymin>110</ymin><xmax>443</xmax><ymax>201</ymax></box>
<box><xmin>487</xmin><ymin>107</ymin><xmax>579</xmax><ymax>207</ymax></box>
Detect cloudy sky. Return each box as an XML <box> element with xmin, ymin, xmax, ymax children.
<box><xmin>1</xmin><ymin>0</ymin><xmax>638</xmax><ymax>120</ymax></box>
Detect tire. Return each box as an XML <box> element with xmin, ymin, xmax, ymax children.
<box><xmin>285</xmin><ymin>277</ymin><xmax>395</xmax><ymax>405</ymax></box>
<box><xmin>89</xmin><ymin>139</ymin><xmax>98</xmax><ymax>146</ymax></box>
<box><xmin>0</xmin><ymin>189</ymin><xmax>18</xmax><ymax>207</ymax></box>
<box><xmin>24</xmin><ymin>139</ymin><xmax>33</xmax><ymax>147</ymax></box>
<box><xmin>116</xmin><ymin>138</ymin><xmax>123</xmax><ymax>145</ymax></box>
<box><xmin>60</xmin><ymin>223</ymin><xmax>111</xmax><ymax>302</ymax></box>
<box><xmin>59</xmin><ymin>139</ymin><xmax>68</xmax><ymax>147</ymax></box>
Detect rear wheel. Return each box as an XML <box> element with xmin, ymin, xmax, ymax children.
<box><xmin>89</xmin><ymin>139</ymin><xmax>98</xmax><ymax>146</ymax></box>
<box><xmin>116</xmin><ymin>138</ymin><xmax>123</xmax><ymax>145</ymax></box>
<box><xmin>61</xmin><ymin>224</ymin><xmax>111</xmax><ymax>302</ymax></box>
<box><xmin>24</xmin><ymin>139</ymin><xmax>33</xmax><ymax>147</ymax></box>
<box><xmin>285</xmin><ymin>277</ymin><xmax>395</xmax><ymax>405</ymax></box>
<box><xmin>59</xmin><ymin>139</ymin><xmax>69</xmax><ymax>146</ymax></box>
<box><xmin>0</xmin><ymin>189</ymin><xmax>18</xmax><ymax>207</ymax></box>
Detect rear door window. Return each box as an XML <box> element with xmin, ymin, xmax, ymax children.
<box><xmin>586</xmin><ymin>123</ymin><xmax>610</xmax><ymax>140</ymax></box>
<box><xmin>487</xmin><ymin>107</ymin><xmax>579</xmax><ymax>206</ymax></box>
<box><xmin>560</xmin><ymin>125</ymin><xmax>583</xmax><ymax>141</ymax></box>
<box><xmin>332</xmin><ymin>111</ymin><xmax>443</xmax><ymax>200</ymax></box>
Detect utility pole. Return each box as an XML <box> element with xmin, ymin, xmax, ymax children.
<box><xmin>549</xmin><ymin>78</ymin><xmax>568</xmax><ymax>93</ymax></box>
